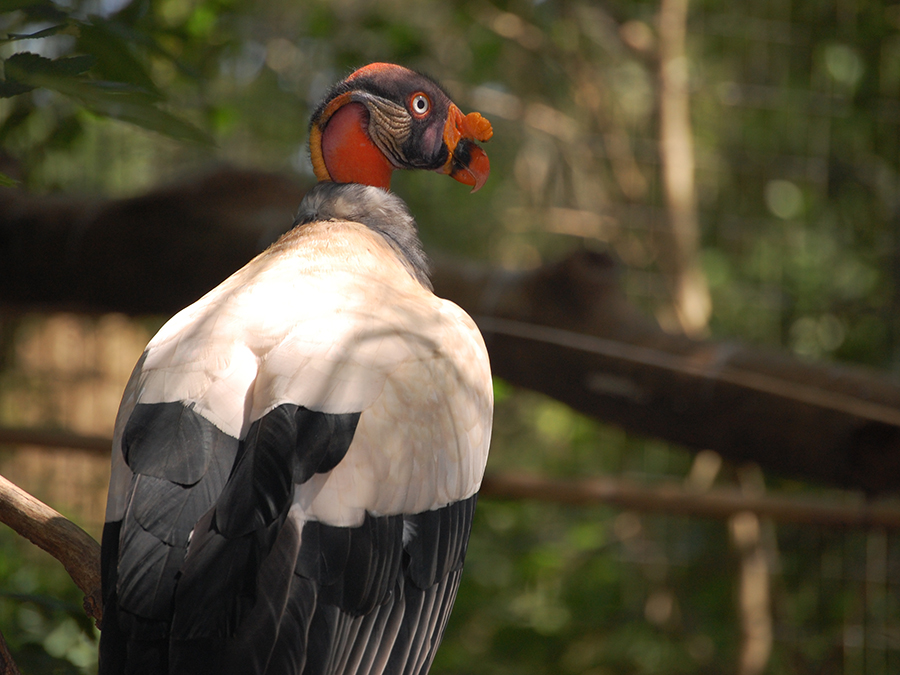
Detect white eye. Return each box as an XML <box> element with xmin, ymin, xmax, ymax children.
<box><xmin>411</xmin><ymin>93</ymin><xmax>430</xmax><ymax>116</ymax></box>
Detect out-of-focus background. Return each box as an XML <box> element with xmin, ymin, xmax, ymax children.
<box><xmin>1</xmin><ymin>0</ymin><xmax>900</xmax><ymax>673</ymax></box>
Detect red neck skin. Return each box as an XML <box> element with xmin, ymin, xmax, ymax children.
<box><xmin>321</xmin><ymin>103</ymin><xmax>395</xmax><ymax>190</ymax></box>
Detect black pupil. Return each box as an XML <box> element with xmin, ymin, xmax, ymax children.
<box><xmin>415</xmin><ymin>97</ymin><xmax>426</xmax><ymax>112</ymax></box>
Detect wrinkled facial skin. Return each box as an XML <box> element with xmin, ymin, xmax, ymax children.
<box><xmin>310</xmin><ymin>63</ymin><xmax>492</xmax><ymax>191</ymax></box>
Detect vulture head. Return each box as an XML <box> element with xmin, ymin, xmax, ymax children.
<box><xmin>309</xmin><ymin>62</ymin><xmax>493</xmax><ymax>192</ymax></box>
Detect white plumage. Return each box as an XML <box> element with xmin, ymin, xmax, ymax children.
<box><xmin>101</xmin><ymin>184</ymin><xmax>493</xmax><ymax>675</ymax></box>
<box><xmin>118</xmin><ymin>214</ymin><xmax>490</xmax><ymax>521</ymax></box>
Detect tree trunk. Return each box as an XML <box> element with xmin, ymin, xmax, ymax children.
<box><xmin>657</xmin><ymin>0</ymin><xmax>711</xmax><ymax>334</ymax></box>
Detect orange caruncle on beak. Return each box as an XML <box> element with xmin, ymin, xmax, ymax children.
<box><xmin>442</xmin><ymin>104</ymin><xmax>493</xmax><ymax>192</ymax></box>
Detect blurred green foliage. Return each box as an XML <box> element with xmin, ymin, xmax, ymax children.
<box><xmin>0</xmin><ymin>528</ymin><xmax>98</xmax><ymax>673</ymax></box>
<box><xmin>2</xmin><ymin>0</ymin><xmax>900</xmax><ymax>673</ymax></box>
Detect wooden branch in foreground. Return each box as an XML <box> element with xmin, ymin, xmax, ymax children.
<box><xmin>0</xmin><ymin>474</ymin><xmax>102</xmax><ymax>626</ymax></box>
<box><xmin>0</xmin><ymin>629</ymin><xmax>21</xmax><ymax>675</ymax></box>
<box><xmin>3</xmin><ymin>167</ymin><xmax>900</xmax><ymax>494</ymax></box>
<box><xmin>0</xmin><ymin>427</ymin><xmax>897</xmax><ymax>658</ymax></box>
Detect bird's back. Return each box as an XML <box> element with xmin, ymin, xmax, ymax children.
<box><xmin>100</xmin><ymin>187</ymin><xmax>492</xmax><ymax>675</ymax></box>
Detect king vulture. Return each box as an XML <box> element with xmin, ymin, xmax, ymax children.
<box><xmin>99</xmin><ymin>63</ymin><xmax>494</xmax><ymax>675</ymax></box>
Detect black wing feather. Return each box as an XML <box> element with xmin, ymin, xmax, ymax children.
<box><xmin>104</xmin><ymin>389</ymin><xmax>477</xmax><ymax>675</ymax></box>
<box><xmin>405</xmin><ymin>496</ymin><xmax>476</xmax><ymax>589</ymax></box>
<box><xmin>265</xmin><ymin>576</ymin><xmax>317</xmax><ymax>675</ymax></box>
<box><xmin>123</xmin><ymin>402</ymin><xmax>231</xmax><ymax>485</ymax></box>
<box><xmin>215</xmin><ymin>406</ymin><xmax>359</xmax><ymax>538</ymax></box>
<box><xmin>284</xmin><ymin>496</ymin><xmax>476</xmax><ymax>675</ymax></box>
<box><xmin>224</xmin><ymin>515</ymin><xmax>305</xmax><ymax>674</ymax></box>
<box><xmin>116</xmin><ymin>514</ymin><xmax>186</xmax><ymax>622</ymax></box>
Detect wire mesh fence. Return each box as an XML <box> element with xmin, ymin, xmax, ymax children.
<box><xmin>1</xmin><ymin>0</ymin><xmax>899</xmax><ymax>673</ymax></box>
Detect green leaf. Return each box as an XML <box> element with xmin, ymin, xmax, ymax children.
<box><xmin>3</xmin><ymin>51</ymin><xmax>49</xmax><ymax>78</ymax></box>
<box><xmin>51</xmin><ymin>54</ymin><xmax>95</xmax><ymax>76</ymax></box>
<box><xmin>0</xmin><ymin>172</ymin><xmax>18</xmax><ymax>187</ymax></box>
<box><xmin>60</xmin><ymin>80</ymin><xmax>213</xmax><ymax>145</ymax></box>
<box><xmin>105</xmin><ymin>19</ymin><xmax>202</xmax><ymax>81</ymax></box>
<box><xmin>1</xmin><ymin>52</ymin><xmax>211</xmax><ymax>144</ymax></box>
<box><xmin>0</xmin><ymin>80</ymin><xmax>34</xmax><ymax>97</ymax></box>
<box><xmin>77</xmin><ymin>22</ymin><xmax>160</xmax><ymax>97</ymax></box>
<box><xmin>4</xmin><ymin>24</ymin><xmax>67</xmax><ymax>42</ymax></box>
<box><xmin>91</xmin><ymin>101</ymin><xmax>213</xmax><ymax>145</ymax></box>
<box><xmin>4</xmin><ymin>52</ymin><xmax>95</xmax><ymax>81</ymax></box>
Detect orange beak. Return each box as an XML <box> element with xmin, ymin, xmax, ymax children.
<box><xmin>441</xmin><ymin>104</ymin><xmax>493</xmax><ymax>192</ymax></box>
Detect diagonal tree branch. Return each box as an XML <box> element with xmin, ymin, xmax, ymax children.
<box><xmin>435</xmin><ymin>252</ymin><xmax>900</xmax><ymax>494</ymax></box>
<box><xmin>0</xmin><ymin>474</ymin><xmax>102</xmax><ymax>626</ymax></box>
<box><xmin>0</xmin><ymin>628</ymin><xmax>22</xmax><ymax>675</ymax></box>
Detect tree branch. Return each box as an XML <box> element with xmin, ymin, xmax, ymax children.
<box><xmin>0</xmin><ymin>474</ymin><xmax>102</xmax><ymax>626</ymax></box>
<box><xmin>0</xmin><ymin>629</ymin><xmax>21</xmax><ymax>675</ymax></box>
<box><xmin>3</xmin><ymin>434</ymin><xmax>898</xmax><ymax>529</ymax></box>
<box><xmin>0</xmin><ymin>427</ymin><xmax>110</xmax><ymax>453</ymax></box>
<box><xmin>0</xmin><ymin>426</ymin><xmax>897</xmax><ymax>648</ymax></box>
<box><xmin>480</xmin><ymin>473</ymin><xmax>900</xmax><ymax>529</ymax></box>
<box><xmin>435</xmin><ymin>252</ymin><xmax>900</xmax><ymax>494</ymax></box>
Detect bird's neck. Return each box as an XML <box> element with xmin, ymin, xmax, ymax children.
<box><xmin>320</xmin><ymin>103</ymin><xmax>395</xmax><ymax>190</ymax></box>
<box><xmin>294</xmin><ymin>182</ymin><xmax>432</xmax><ymax>290</ymax></box>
